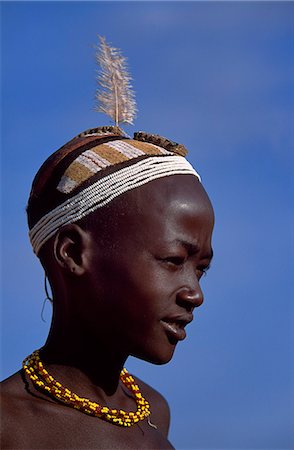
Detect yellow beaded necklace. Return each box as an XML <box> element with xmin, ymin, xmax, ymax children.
<box><xmin>23</xmin><ymin>350</ymin><xmax>151</xmax><ymax>427</ymax></box>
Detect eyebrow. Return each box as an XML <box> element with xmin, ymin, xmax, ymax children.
<box><xmin>176</xmin><ymin>239</ymin><xmax>214</xmax><ymax>262</ymax></box>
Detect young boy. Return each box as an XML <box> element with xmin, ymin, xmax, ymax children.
<box><xmin>1</xmin><ymin>127</ymin><xmax>214</xmax><ymax>449</ymax></box>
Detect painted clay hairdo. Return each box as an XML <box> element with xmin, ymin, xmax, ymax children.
<box><xmin>27</xmin><ymin>37</ymin><xmax>201</xmax><ymax>256</ymax></box>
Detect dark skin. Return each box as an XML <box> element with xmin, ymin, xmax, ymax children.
<box><xmin>1</xmin><ymin>174</ymin><xmax>214</xmax><ymax>449</ymax></box>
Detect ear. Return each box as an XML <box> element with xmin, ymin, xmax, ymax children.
<box><xmin>53</xmin><ymin>224</ymin><xmax>91</xmax><ymax>276</ymax></box>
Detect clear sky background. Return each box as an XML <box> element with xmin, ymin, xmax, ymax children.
<box><xmin>1</xmin><ymin>2</ymin><xmax>293</xmax><ymax>449</ymax></box>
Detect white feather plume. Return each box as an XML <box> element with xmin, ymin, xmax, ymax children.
<box><xmin>95</xmin><ymin>36</ymin><xmax>137</xmax><ymax>126</ymax></box>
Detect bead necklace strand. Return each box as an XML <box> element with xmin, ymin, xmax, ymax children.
<box><xmin>23</xmin><ymin>350</ymin><xmax>150</xmax><ymax>427</ymax></box>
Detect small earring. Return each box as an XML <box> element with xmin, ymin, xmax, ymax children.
<box><xmin>41</xmin><ymin>273</ymin><xmax>53</xmax><ymax>322</ymax></box>
<box><xmin>44</xmin><ymin>273</ymin><xmax>53</xmax><ymax>303</ymax></box>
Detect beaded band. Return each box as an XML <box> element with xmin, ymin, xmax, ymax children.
<box><xmin>29</xmin><ymin>155</ymin><xmax>201</xmax><ymax>255</ymax></box>
<box><xmin>23</xmin><ymin>350</ymin><xmax>150</xmax><ymax>427</ymax></box>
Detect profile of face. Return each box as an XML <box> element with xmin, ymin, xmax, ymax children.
<box><xmin>63</xmin><ymin>174</ymin><xmax>214</xmax><ymax>365</ymax></box>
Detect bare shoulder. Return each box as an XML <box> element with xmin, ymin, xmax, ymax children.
<box><xmin>1</xmin><ymin>370</ymin><xmax>55</xmax><ymax>449</ymax></box>
<box><xmin>132</xmin><ymin>374</ymin><xmax>171</xmax><ymax>437</ymax></box>
<box><xmin>1</xmin><ymin>370</ymin><xmax>27</xmax><ymax>405</ymax></box>
<box><xmin>1</xmin><ymin>370</ymin><xmax>39</xmax><ymax>409</ymax></box>
<box><xmin>1</xmin><ymin>371</ymin><xmax>28</xmax><ymax>447</ymax></box>
<box><xmin>1</xmin><ymin>370</ymin><xmax>174</xmax><ymax>449</ymax></box>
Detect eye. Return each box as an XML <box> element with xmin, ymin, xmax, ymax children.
<box><xmin>196</xmin><ymin>264</ymin><xmax>211</xmax><ymax>280</ymax></box>
<box><xmin>162</xmin><ymin>256</ymin><xmax>186</xmax><ymax>267</ymax></box>
<box><xmin>196</xmin><ymin>269</ymin><xmax>206</xmax><ymax>280</ymax></box>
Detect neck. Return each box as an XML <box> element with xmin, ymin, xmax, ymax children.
<box><xmin>41</xmin><ymin>317</ymin><xmax>129</xmax><ymax>397</ymax></box>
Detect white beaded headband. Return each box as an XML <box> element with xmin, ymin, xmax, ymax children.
<box><xmin>29</xmin><ymin>155</ymin><xmax>201</xmax><ymax>255</ymax></box>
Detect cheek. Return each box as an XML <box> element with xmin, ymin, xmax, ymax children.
<box><xmin>102</xmin><ymin>256</ymin><xmax>170</xmax><ymax>320</ymax></box>
<box><xmin>88</xmin><ymin>247</ymin><xmax>180</xmax><ymax>334</ymax></box>
<box><xmin>87</xmin><ymin>253</ymin><xmax>180</xmax><ymax>363</ymax></box>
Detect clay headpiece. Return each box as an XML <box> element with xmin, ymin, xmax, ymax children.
<box><xmin>27</xmin><ymin>37</ymin><xmax>201</xmax><ymax>255</ymax></box>
<box><xmin>27</xmin><ymin>127</ymin><xmax>201</xmax><ymax>255</ymax></box>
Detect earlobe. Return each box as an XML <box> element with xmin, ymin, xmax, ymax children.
<box><xmin>53</xmin><ymin>224</ymin><xmax>89</xmax><ymax>276</ymax></box>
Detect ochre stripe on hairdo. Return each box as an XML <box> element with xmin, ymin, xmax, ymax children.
<box><xmin>57</xmin><ymin>139</ymin><xmax>173</xmax><ymax>194</ymax></box>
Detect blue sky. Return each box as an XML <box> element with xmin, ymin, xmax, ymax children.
<box><xmin>1</xmin><ymin>2</ymin><xmax>293</xmax><ymax>449</ymax></box>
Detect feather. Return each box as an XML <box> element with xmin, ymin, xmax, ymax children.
<box><xmin>95</xmin><ymin>36</ymin><xmax>137</xmax><ymax>126</ymax></box>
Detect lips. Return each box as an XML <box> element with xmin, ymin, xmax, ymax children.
<box><xmin>160</xmin><ymin>314</ymin><xmax>193</xmax><ymax>342</ymax></box>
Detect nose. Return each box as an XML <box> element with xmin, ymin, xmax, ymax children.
<box><xmin>176</xmin><ymin>282</ymin><xmax>204</xmax><ymax>312</ymax></box>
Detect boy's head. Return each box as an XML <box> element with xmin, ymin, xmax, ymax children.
<box><xmin>27</xmin><ymin>127</ymin><xmax>201</xmax><ymax>255</ymax></box>
<box><xmin>27</xmin><ymin>127</ymin><xmax>214</xmax><ymax>363</ymax></box>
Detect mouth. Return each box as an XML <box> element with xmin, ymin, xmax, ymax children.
<box><xmin>160</xmin><ymin>314</ymin><xmax>193</xmax><ymax>342</ymax></box>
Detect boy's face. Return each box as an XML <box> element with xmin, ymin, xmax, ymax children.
<box><xmin>82</xmin><ymin>174</ymin><xmax>214</xmax><ymax>364</ymax></box>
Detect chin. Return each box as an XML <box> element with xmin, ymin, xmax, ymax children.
<box><xmin>131</xmin><ymin>344</ymin><xmax>177</xmax><ymax>366</ymax></box>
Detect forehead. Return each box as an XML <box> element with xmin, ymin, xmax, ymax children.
<box><xmin>135</xmin><ymin>174</ymin><xmax>212</xmax><ymax>211</ymax></box>
<box><xmin>91</xmin><ymin>174</ymin><xmax>214</xmax><ymax>249</ymax></box>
